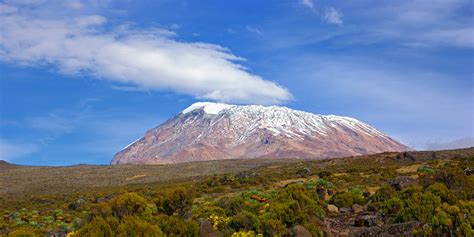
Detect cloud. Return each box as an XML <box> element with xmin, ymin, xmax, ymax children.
<box><xmin>324</xmin><ymin>7</ymin><xmax>343</xmax><ymax>26</ymax></box>
<box><xmin>0</xmin><ymin>139</ymin><xmax>38</xmax><ymax>161</ymax></box>
<box><xmin>361</xmin><ymin>0</ymin><xmax>474</xmax><ymax>48</ymax></box>
<box><xmin>246</xmin><ymin>25</ymin><xmax>263</xmax><ymax>36</ymax></box>
<box><xmin>299</xmin><ymin>0</ymin><xmax>314</xmax><ymax>9</ymax></box>
<box><xmin>0</xmin><ymin>3</ymin><xmax>291</xmax><ymax>105</ymax></box>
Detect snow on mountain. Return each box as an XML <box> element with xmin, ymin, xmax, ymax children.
<box><xmin>111</xmin><ymin>102</ymin><xmax>409</xmax><ymax>164</ymax></box>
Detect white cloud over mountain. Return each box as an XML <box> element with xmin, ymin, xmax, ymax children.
<box><xmin>0</xmin><ymin>3</ymin><xmax>291</xmax><ymax>105</ymax></box>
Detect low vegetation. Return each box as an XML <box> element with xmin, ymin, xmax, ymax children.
<box><xmin>0</xmin><ymin>148</ymin><xmax>473</xmax><ymax>236</ymax></box>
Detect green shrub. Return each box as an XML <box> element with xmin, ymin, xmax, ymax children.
<box><xmin>229</xmin><ymin>211</ymin><xmax>260</xmax><ymax>231</ymax></box>
<box><xmin>154</xmin><ymin>214</ymin><xmax>199</xmax><ymax>237</ymax></box>
<box><xmin>155</xmin><ymin>187</ymin><xmax>194</xmax><ymax>218</ymax></box>
<box><xmin>395</xmin><ymin>189</ymin><xmax>441</xmax><ymax>223</ymax></box>
<box><xmin>426</xmin><ymin>183</ymin><xmax>457</xmax><ymax>204</ymax></box>
<box><xmin>109</xmin><ymin>193</ymin><xmax>150</xmax><ymax>219</ymax></box>
<box><xmin>257</xmin><ymin>218</ymin><xmax>286</xmax><ymax>237</ymax></box>
<box><xmin>330</xmin><ymin>190</ymin><xmax>365</xmax><ymax>208</ymax></box>
<box><xmin>76</xmin><ymin>216</ymin><xmax>114</xmax><ymax>237</ymax></box>
<box><xmin>116</xmin><ymin>216</ymin><xmax>163</xmax><ymax>237</ymax></box>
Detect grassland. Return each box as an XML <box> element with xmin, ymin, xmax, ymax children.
<box><xmin>1</xmin><ymin>148</ymin><xmax>473</xmax><ymax>236</ymax></box>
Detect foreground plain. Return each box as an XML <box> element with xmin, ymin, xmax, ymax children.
<box><xmin>1</xmin><ymin>148</ymin><xmax>473</xmax><ymax>236</ymax></box>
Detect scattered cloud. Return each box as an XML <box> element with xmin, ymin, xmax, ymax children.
<box><xmin>227</xmin><ymin>28</ymin><xmax>237</xmax><ymax>34</ymax></box>
<box><xmin>0</xmin><ymin>139</ymin><xmax>38</xmax><ymax>161</ymax></box>
<box><xmin>299</xmin><ymin>0</ymin><xmax>314</xmax><ymax>10</ymax></box>
<box><xmin>246</xmin><ymin>25</ymin><xmax>263</xmax><ymax>36</ymax></box>
<box><xmin>169</xmin><ymin>23</ymin><xmax>180</xmax><ymax>29</ymax></box>
<box><xmin>324</xmin><ymin>7</ymin><xmax>343</xmax><ymax>26</ymax></box>
<box><xmin>361</xmin><ymin>0</ymin><xmax>474</xmax><ymax>48</ymax></box>
<box><xmin>64</xmin><ymin>1</ymin><xmax>83</xmax><ymax>9</ymax></box>
<box><xmin>0</xmin><ymin>3</ymin><xmax>291</xmax><ymax>105</ymax></box>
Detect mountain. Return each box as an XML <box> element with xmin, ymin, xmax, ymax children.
<box><xmin>425</xmin><ymin>137</ymin><xmax>474</xmax><ymax>151</ymax></box>
<box><xmin>111</xmin><ymin>102</ymin><xmax>409</xmax><ymax>164</ymax></box>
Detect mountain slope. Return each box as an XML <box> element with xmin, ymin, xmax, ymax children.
<box><xmin>111</xmin><ymin>102</ymin><xmax>409</xmax><ymax>164</ymax></box>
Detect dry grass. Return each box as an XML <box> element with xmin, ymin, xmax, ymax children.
<box><xmin>1</xmin><ymin>147</ymin><xmax>472</xmax><ymax>198</ymax></box>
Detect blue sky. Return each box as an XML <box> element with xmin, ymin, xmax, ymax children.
<box><xmin>0</xmin><ymin>0</ymin><xmax>473</xmax><ymax>165</ymax></box>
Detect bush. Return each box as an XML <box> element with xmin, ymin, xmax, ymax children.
<box><xmin>116</xmin><ymin>216</ymin><xmax>163</xmax><ymax>237</ymax></box>
<box><xmin>229</xmin><ymin>211</ymin><xmax>260</xmax><ymax>231</ymax></box>
<box><xmin>372</xmin><ymin>184</ymin><xmax>396</xmax><ymax>202</ymax></box>
<box><xmin>330</xmin><ymin>190</ymin><xmax>365</xmax><ymax>208</ymax></box>
<box><xmin>155</xmin><ymin>187</ymin><xmax>194</xmax><ymax>218</ymax></box>
<box><xmin>109</xmin><ymin>193</ymin><xmax>150</xmax><ymax>219</ymax></box>
<box><xmin>432</xmin><ymin>201</ymin><xmax>474</xmax><ymax>236</ymax></box>
<box><xmin>426</xmin><ymin>183</ymin><xmax>457</xmax><ymax>204</ymax></box>
<box><xmin>76</xmin><ymin>216</ymin><xmax>114</xmax><ymax>237</ymax></box>
<box><xmin>258</xmin><ymin>218</ymin><xmax>286</xmax><ymax>237</ymax></box>
<box><xmin>395</xmin><ymin>188</ymin><xmax>441</xmax><ymax>223</ymax></box>
<box><xmin>154</xmin><ymin>214</ymin><xmax>199</xmax><ymax>237</ymax></box>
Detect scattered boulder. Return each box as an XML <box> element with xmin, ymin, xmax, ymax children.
<box><xmin>340</xmin><ymin>207</ymin><xmax>351</xmax><ymax>213</ymax></box>
<box><xmin>464</xmin><ymin>168</ymin><xmax>473</xmax><ymax>176</ymax></box>
<box><xmin>383</xmin><ymin>221</ymin><xmax>425</xmax><ymax>236</ymax></box>
<box><xmin>285</xmin><ymin>225</ymin><xmax>312</xmax><ymax>237</ymax></box>
<box><xmin>68</xmin><ymin>198</ymin><xmax>86</xmax><ymax>210</ymax></box>
<box><xmin>354</xmin><ymin>214</ymin><xmax>383</xmax><ymax>227</ymax></box>
<box><xmin>350</xmin><ymin>226</ymin><xmax>382</xmax><ymax>237</ymax></box>
<box><xmin>296</xmin><ymin>167</ymin><xmax>312</xmax><ymax>177</ymax></box>
<box><xmin>198</xmin><ymin>219</ymin><xmax>217</xmax><ymax>237</ymax></box>
<box><xmin>389</xmin><ymin>176</ymin><xmax>416</xmax><ymax>190</ymax></box>
<box><xmin>351</xmin><ymin>221</ymin><xmax>425</xmax><ymax>237</ymax></box>
<box><xmin>327</xmin><ymin>204</ymin><xmax>339</xmax><ymax>213</ymax></box>
<box><xmin>351</xmin><ymin>204</ymin><xmax>364</xmax><ymax>214</ymax></box>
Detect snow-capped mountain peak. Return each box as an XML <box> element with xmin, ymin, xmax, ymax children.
<box><xmin>112</xmin><ymin>102</ymin><xmax>409</xmax><ymax>164</ymax></box>
<box><xmin>182</xmin><ymin>102</ymin><xmax>234</xmax><ymax>115</ymax></box>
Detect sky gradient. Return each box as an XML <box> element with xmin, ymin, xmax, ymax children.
<box><xmin>0</xmin><ymin>0</ymin><xmax>473</xmax><ymax>165</ymax></box>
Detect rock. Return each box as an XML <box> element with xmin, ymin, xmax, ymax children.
<box><xmin>354</xmin><ymin>214</ymin><xmax>383</xmax><ymax>227</ymax></box>
<box><xmin>340</xmin><ymin>207</ymin><xmax>351</xmax><ymax>213</ymax></box>
<box><xmin>389</xmin><ymin>176</ymin><xmax>416</xmax><ymax>190</ymax></box>
<box><xmin>327</xmin><ymin>204</ymin><xmax>339</xmax><ymax>213</ymax></box>
<box><xmin>198</xmin><ymin>219</ymin><xmax>217</xmax><ymax>237</ymax></box>
<box><xmin>383</xmin><ymin>221</ymin><xmax>424</xmax><ymax>236</ymax></box>
<box><xmin>352</xmin><ymin>204</ymin><xmax>364</xmax><ymax>214</ymax></box>
<box><xmin>296</xmin><ymin>167</ymin><xmax>312</xmax><ymax>177</ymax></box>
<box><xmin>351</xmin><ymin>221</ymin><xmax>424</xmax><ymax>237</ymax></box>
<box><xmin>464</xmin><ymin>168</ymin><xmax>473</xmax><ymax>176</ymax></box>
<box><xmin>68</xmin><ymin>198</ymin><xmax>86</xmax><ymax>210</ymax></box>
<box><xmin>285</xmin><ymin>225</ymin><xmax>312</xmax><ymax>237</ymax></box>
